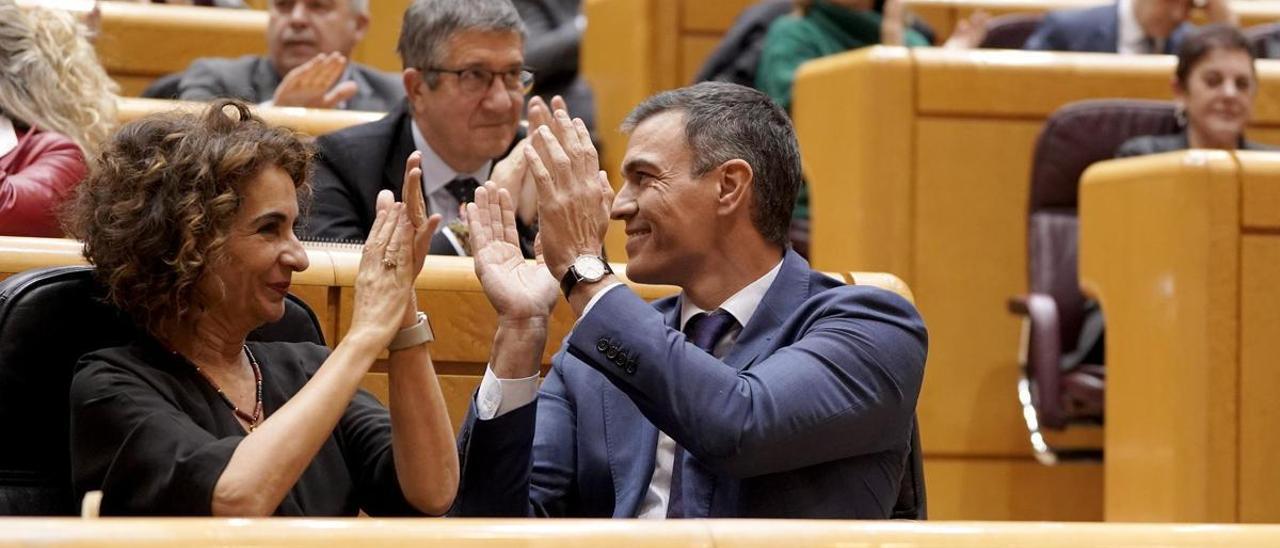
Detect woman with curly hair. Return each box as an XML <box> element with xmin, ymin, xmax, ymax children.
<box><xmin>64</xmin><ymin>100</ymin><xmax>458</xmax><ymax>516</ymax></box>
<box><xmin>0</xmin><ymin>0</ymin><xmax>117</xmax><ymax>237</ymax></box>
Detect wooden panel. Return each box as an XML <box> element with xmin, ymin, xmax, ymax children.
<box><xmin>1236</xmin><ymin>152</ymin><xmax>1280</xmax><ymax>230</ymax></box>
<box><xmin>912</xmin><ymin>118</ymin><xmax>1039</xmax><ymax>456</ymax></box>
<box><xmin>681</xmin><ymin>0</ymin><xmax>755</xmax><ymax>32</ymax></box>
<box><xmin>13</xmin><ymin>519</ymin><xmax>1280</xmax><ymax>547</ymax></box>
<box><xmin>679</xmin><ymin>35</ymin><xmax>720</xmax><ymax>87</ymax></box>
<box><xmin>1239</xmin><ymin>235</ymin><xmax>1280</xmax><ymax>522</ymax></box>
<box><xmin>116</xmin><ymin>97</ymin><xmax>383</xmax><ymax>137</ymax></box>
<box><xmin>350</xmin><ymin>0</ymin><xmax>412</xmax><ymax>73</ymax></box>
<box><xmin>95</xmin><ymin>2</ymin><xmax>266</xmax><ymax>92</ymax></box>
<box><xmin>923</xmin><ymin>457</ymin><xmax>1102</xmax><ymax>521</ymax></box>
<box><xmin>1079</xmin><ymin>151</ymin><xmax>1241</xmax><ymax>522</ymax></box>
<box><xmin>795</xmin><ymin>46</ymin><xmax>916</xmax><ymax>278</ymax></box>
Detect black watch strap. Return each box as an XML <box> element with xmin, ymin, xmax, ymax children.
<box><xmin>560</xmin><ymin>259</ymin><xmax>613</xmax><ymax>296</ymax></box>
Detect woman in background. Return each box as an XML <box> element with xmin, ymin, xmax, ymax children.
<box><xmin>0</xmin><ymin>1</ymin><xmax>117</xmax><ymax>236</ymax></box>
<box><xmin>1118</xmin><ymin>23</ymin><xmax>1270</xmax><ymax>156</ymax></box>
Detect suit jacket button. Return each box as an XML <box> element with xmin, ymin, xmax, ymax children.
<box><xmin>625</xmin><ymin>364</ymin><xmax>637</xmax><ymax>375</ymax></box>
<box><xmin>597</xmin><ymin>338</ymin><xmax>610</xmax><ymax>353</ymax></box>
<box><xmin>606</xmin><ymin>345</ymin><xmax>619</xmax><ymax>360</ymax></box>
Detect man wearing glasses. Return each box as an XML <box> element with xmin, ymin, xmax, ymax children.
<box><xmin>305</xmin><ymin>0</ymin><xmax>539</xmax><ymax>255</ymax></box>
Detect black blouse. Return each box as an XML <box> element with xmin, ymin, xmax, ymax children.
<box><xmin>69</xmin><ymin>338</ymin><xmax>422</xmax><ymax>516</ymax></box>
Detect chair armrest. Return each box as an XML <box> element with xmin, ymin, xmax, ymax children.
<box><xmin>1023</xmin><ymin>293</ymin><xmax>1068</xmax><ymax>429</ymax></box>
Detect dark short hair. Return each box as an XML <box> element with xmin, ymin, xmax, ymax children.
<box><xmin>396</xmin><ymin>0</ymin><xmax>525</xmax><ymax>75</ymax></box>
<box><xmin>65</xmin><ymin>100</ymin><xmax>313</xmax><ymax>336</ymax></box>
<box><xmin>1175</xmin><ymin>23</ymin><xmax>1256</xmax><ymax>89</ymax></box>
<box><xmin>621</xmin><ymin>82</ymin><xmax>802</xmax><ymax>247</ymax></box>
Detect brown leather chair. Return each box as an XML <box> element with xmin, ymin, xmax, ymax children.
<box><xmin>1008</xmin><ymin>99</ymin><xmax>1178</xmax><ymax>465</ymax></box>
<box><xmin>979</xmin><ymin>13</ymin><xmax>1045</xmax><ymax>49</ymax></box>
<box><xmin>1244</xmin><ymin>22</ymin><xmax>1280</xmax><ymax>58</ymax></box>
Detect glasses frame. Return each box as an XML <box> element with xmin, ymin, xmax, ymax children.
<box><xmin>423</xmin><ymin>66</ymin><xmax>536</xmax><ymax>95</ymax></box>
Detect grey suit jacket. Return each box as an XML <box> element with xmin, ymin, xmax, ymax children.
<box><xmin>1116</xmin><ymin>131</ymin><xmax>1273</xmax><ymax>157</ymax></box>
<box><xmin>453</xmin><ymin>249</ymin><xmax>929</xmax><ymax>518</ymax></box>
<box><xmin>175</xmin><ymin>55</ymin><xmax>404</xmax><ymax>112</ymax></box>
<box><xmin>1023</xmin><ymin>3</ymin><xmax>1191</xmax><ymax>53</ymax></box>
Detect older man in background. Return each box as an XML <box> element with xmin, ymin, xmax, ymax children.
<box><xmin>171</xmin><ymin>0</ymin><xmax>403</xmax><ymax>110</ymax></box>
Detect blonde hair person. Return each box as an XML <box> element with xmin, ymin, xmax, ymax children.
<box><xmin>0</xmin><ymin>0</ymin><xmax>117</xmax><ymax>158</ymax></box>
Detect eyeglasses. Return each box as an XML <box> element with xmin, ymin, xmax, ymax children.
<box><xmin>425</xmin><ymin>67</ymin><xmax>535</xmax><ymax>95</ymax></box>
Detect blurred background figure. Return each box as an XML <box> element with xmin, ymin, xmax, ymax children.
<box><xmin>1118</xmin><ymin>23</ymin><xmax>1268</xmax><ymax>155</ymax></box>
<box><xmin>160</xmin><ymin>0</ymin><xmax>403</xmax><ymax>110</ymax></box>
<box><xmin>1024</xmin><ymin>0</ymin><xmax>1234</xmax><ymax>54</ymax></box>
<box><xmin>0</xmin><ymin>0</ymin><xmax>117</xmax><ymax>237</ymax></box>
<box><xmin>513</xmin><ymin>0</ymin><xmax>596</xmax><ymax>131</ymax></box>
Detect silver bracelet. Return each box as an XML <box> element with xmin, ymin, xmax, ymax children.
<box><xmin>388</xmin><ymin>311</ymin><xmax>434</xmax><ymax>351</ymax></box>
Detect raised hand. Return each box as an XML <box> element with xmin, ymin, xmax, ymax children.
<box><xmin>466</xmin><ymin>183</ymin><xmax>559</xmax><ymax>321</ymax></box>
<box><xmin>272</xmin><ymin>52</ymin><xmax>359</xmax><ymax>109</ymax></box>
<box><xmin>524</xmin><ymin>108</ymin><xmax>614</xmax><ymax>280</ymax></box>
<box><xmin>488</xmin><ymin>95</ymin><xmax>574</xmax><ymax>225</ymax></box>
<box><xmin>399</xmin><ymin>151</ymin><xmax>444</xmax><ymax>276</ymax></box>
<box><xmin>349</xmin><ymin>204</ymin><xmax>417</xmax><ymax>348</ymax></box>
<box><xmin>943</xmin><ymin>11</ymin><xmax>990</xmax><ymax>49</ymax></box>
<box><xmin>880</xmin><ymin>0</ymin><xmax>905</xmax><ymax>46</ymax></box>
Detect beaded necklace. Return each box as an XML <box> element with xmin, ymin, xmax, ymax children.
<box><xmin>190</xmin><ymin>345</ymin><xmax>263</xmax><ymax>432</ymax></box>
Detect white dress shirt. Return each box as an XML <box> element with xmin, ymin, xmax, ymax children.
<box><xmin>410</xmin><ymin>120</ymin><xmax>491</xmax><ymax>236</ymax></box>
<box><xmin>475</xmin><ymin>259</ymin><xmax>785</xmax><ymax>519</ymax></box>
<box><xmin>1117</xmin><ymin>0</ymin><xmax>1164</xmax><ymax>54</ymax></box>
<box><xmin>0</xmin><ymin>115</ymin><xmax>16</xmax><ymax>159</ymax></box>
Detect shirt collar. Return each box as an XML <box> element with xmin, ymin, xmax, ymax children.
<box><xmin>679</xmin><ymin>259</ymin><xmax>785</xmax><ymax>331</ymax></box>
<box><xmin>410</xmin><ymin>118</ymin><xmax>492</xmax><ymax>196</ymax></box>
<box><xmin>1117</xmin><ymin>0</ymin><xmax>1161</xmax><ymax>54</ymax></box>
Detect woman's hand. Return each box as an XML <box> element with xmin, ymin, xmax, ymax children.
<box><xmin>466</xmin><ymin>183</ymin><xmax>559</xmax><ymax>322</ymax></box>
<box><xmin>349</xmin><ymin>203</ymin><xmax>417</xmax><ymax>348</ymax></box>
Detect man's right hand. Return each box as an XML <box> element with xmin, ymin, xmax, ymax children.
<box><xmin>466</xmin><ymin>183</ymin><xmax>560</xmax><ymax>323</ymax></box>
<box><xmin>271</xmin><ymin>52</ymin><xmax>359</xmax><ymax>109</ymax></box>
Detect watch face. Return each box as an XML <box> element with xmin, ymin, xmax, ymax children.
<box><xmin>574</xmin><ymin>256</ymin><xmax>607</xmax><ymax>281</ymax></box>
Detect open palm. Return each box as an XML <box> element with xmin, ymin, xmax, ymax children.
<box><xmin>467</xmin><ymin>184</ymin><xmax>559</xmax><ymax>320</ymax></box>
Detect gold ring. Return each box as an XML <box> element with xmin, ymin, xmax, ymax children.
<box><xmin>382</xmin><ymin>258</ymin><xmax>398</xmax><ymax>270</ymax></box>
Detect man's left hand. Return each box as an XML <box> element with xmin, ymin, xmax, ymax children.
<box><xmin>524</xmin><ymin>109</ymin><xmax>614</xmax><ymax>280</ymax></box>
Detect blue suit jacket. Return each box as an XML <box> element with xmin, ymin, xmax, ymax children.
<box><xmin>453</xmin><ymin>250</ymin><xmax>928</xmax><ymax>518</ymax></box>
<box><xmin>1023</xmin><ymin>3</ymin><xmax>1191</xmax><ymax>53</ymax></box>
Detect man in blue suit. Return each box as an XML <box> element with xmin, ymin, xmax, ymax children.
<box><xmin>453</xmin><ymin>82</ymin><xmax>928</xmax><ymax>518</ymax></box>
<box><xmin>1023</xmin><ymin>0</ymin><xmax>1232</xmax><ymax>54</ymax></box>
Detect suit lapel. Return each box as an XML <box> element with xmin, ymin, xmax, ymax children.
<box><xmin>722</xmin><ymin>249</ymin><xmax>810</xmax><ymax>371</ymax></box>
<box><xmin>251</xmin><ymin>57</ymin><xmax>283</xmax><ymax>104</ymax></box>
<box><xmin>382</xmin><ymin>107</ymin><xmax>416</xmax><ymax>203</ymax></box>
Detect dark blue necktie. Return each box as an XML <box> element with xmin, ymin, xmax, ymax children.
<box><xmin>445</xmin><ymin>176</ymin><xmax>479</xmax><ymax>206</ymax></box>
<box><xmin>668</xmin><ymin>309</ymin><xmax>739</xmax><ymax>518</ymax></box>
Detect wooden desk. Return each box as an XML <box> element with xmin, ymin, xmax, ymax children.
<box><xmin>1079</xmin><ymin>150</ymin><xmax>1280</xmax><ymax>523</ymax></box>
<box><xmin>5</xmin><ymin>518</ymin><xmax>1280</xmax><ymax>546</ymax></box>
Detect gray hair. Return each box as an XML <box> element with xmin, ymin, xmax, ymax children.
<box><xmin>397</xmin><ymin>0</ymin><xmax>525</xmax><ymax>74</ymax></box>
<box><xmin>347</xmin><ymin>0</ymin><xmax>369</xmax><ymax>15</ymax></box>
<box><xmin>622</xmin><ymin>82</ymin><xmax>802</xmax><ymax>248</ymax></box>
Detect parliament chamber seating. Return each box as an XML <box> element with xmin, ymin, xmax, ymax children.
<box><xmin>977</xmin><ymin>12</ymin><xmax>1044</xmax><ymax>49</ymax></box>
<box><xmin>1080</xmin><ymin>150</ymin><xmax>1280</xmax><ymax>523</ymax></box>
<box><xmin>1009</xmin><ymin>99</ymin><xmax>1178</xmax><ymax>465</ymax></box>
<box><xmin>789</xmin><ymin>45</ymin><xmax>1280</xmax><ymax>520</ymax></box>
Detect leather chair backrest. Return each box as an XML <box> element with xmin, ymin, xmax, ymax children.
<box><xmin>0</xmin><ymin>266</ymin><xmax>324</xmax><ymax>516</ymax></box>
<box><xmin>1245</xmin><ymin>22</ymin><xmax>1280</xmax><ymax>58</ymax></box>
<box><xmin>979</xmin><ymin>12</ymin><xmax>1045</xmax><ymax>49</ymax></box>
<box><xmin>1027</xmin><ymin>99</ymin><xmax>1177</xmax><ymax>353</ymax></box>
<box><xmin>693</xmin><ymin>0</ymin><xmax>792</xmax><ymax>87</ymax></box>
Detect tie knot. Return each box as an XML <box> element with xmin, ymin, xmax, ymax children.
<box><xmin>684</xmin><ymin>310</ymin><xmax>739</xmax><ymax>353</ymax></box>
<box><xmin>446</xmin><ymin>176</ymin><xmax>479</xmax><ymax>205</ymax></box>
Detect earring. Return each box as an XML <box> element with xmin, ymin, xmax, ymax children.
<box><xmin>1174</xmin><ymin>103</ymin><xmax>1188</xmax><ymax>128</ymax></box>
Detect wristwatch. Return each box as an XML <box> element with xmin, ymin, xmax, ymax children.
<box><xmin>560</xmin><ymin>255</ymin><xmax>613</xmax><ymax>296</ymax></box>
<box><xmin>388</xmin><ymin>311</ymin><xmax>434</xmax><ymax>351</ymax></box>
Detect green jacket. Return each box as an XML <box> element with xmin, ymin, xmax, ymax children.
<box><xmin>756</xmin><ymin>0</ymin><xmax>928</xmax><ymax>220</ymax></box>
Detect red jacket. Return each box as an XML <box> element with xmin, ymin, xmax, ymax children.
<box><xmin>0</xmin><ymin>128</ymin><xmax>86</xmax><ymax>237</ymax></box>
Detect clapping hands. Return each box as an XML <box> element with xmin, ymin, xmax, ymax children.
<box><xmin>272</xmin><ymin>52</ymin><xmax>359</xmax><ymax>109</ymax></box>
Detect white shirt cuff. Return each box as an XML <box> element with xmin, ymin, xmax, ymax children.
<box><xmin>475</xmin><ymin>365</ymin><xmax>541</xmax><ymax>420</ymax></box>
